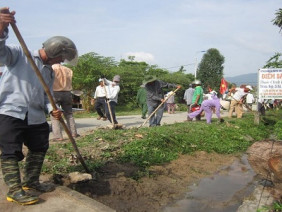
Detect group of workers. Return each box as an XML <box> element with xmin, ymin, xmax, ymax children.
<box><xmin>135</xmin><ymin>77</ymin><xmax>222</xmax><ymax>126</ymax></box>
<box><xmin>0</xmin><ymin>6</ymin><xmax>265</xmax><ymax>207</ymax></box>
<box><xmin>136</xmin><ymin>77</ymin><xmax>257</xmax><ymax>126</ymax></box>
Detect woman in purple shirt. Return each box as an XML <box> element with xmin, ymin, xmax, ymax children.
<box><xmin>188</xmin><ymin>92</ymin><xmax>223</xmax><ymax>124</ymax></box>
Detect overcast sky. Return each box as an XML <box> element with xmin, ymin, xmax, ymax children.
<box><xmin>3</xmin><ymin>0</ymin><xmax>282</xmax><ymax>77</ymax></box>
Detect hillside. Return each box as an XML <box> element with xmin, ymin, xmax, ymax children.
<box><xmin>225</xmin><ymin>73</ymin><xmax>257</xmax><ymax>86</ymax></box>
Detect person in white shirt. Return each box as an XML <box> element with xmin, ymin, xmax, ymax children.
<box><xmin>246</xmin><ymin>93</ymin><xmax>255</xmax><ymax>107</ymax></box>
<box><xmin>228</xmin><ymin>85</ymin><xmax>252</xmax><ymax>118</ymax></box>
<box><xmin>93</xmin><ymin>79</ymin><xmax>107</xmax><ymax>120</ymax></box>
<box><xmin>103</xmin><ymin>75</ymin><xmax>121</xmax><ymax>124</ymax></box>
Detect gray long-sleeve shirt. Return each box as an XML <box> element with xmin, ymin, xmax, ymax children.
<box><xmin>0</xmin><ymin>29</ymin><xmax>54</xmax><ymax>125</ymax></box>
<box><xmin>183</xmin><ymin>88</ymin><xmax>195</xmax><ymax>105</ymax></box>
<box><xmin>145</xmin><ymin>80</ymin><xmax>176</xmax><ymax>107</ymax></box>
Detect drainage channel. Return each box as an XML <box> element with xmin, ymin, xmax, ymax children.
<box><xmin>163</xmin><ymin>154</ymin><xmax>257</xmax><ymax>212</ymax></box>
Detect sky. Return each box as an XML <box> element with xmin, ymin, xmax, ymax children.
<box><xmin>3</xmin><ymin>0</ymin><xmax>282</xmax><ymax>77</ymax></box>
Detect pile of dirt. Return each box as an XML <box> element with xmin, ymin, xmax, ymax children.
<box><xmin>62</xmin><ymin>151</ymin><xmax>237</xmax><ymax>212</ymax></box>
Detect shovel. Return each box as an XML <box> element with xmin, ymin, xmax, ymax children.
<box><xmin>10</xmin><ymin>23</ymin><xmax>90</xmax><ymax>173</ymax></box>
<box><xmin>138</xmin><ymin>87</ymin><xmax>180</xmax><ymax>128</ymax></box>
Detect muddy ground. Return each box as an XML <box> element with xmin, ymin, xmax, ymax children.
<box><xmin>62</xmin><ymin>152</ymin><xmax>238</xmax><ymax>212</ymax></box>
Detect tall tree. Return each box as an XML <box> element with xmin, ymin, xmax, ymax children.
<box><xmin>196</xmin><ymin>48</ymin><xmax>225</xmax><ymax>93</ymax></box>
<box><xmin>116</xmin><ymin>59</ymin><xmax>150</xmax><ymax>107</ymax></box>
<box><xmin>272</xmin><ymin>8</ymin><xmax>282</xmax><ymax>32</ymax></box>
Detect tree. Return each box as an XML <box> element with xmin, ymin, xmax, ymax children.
<box><xmin>196</xmin><ymin>48</ymin><xmax>225</xmax><ymax>93</ymax></box>
<box><xmin>71</xmin><ymin>52</ymin><xmax>197</xmax><ymax>111</ymax></box>
<box><xmin>263</xmin><ymin>53</ymin><xmax>282</xmax><ymax>68</ymax></box>
<box><xmin>264</xmin><ymin>9</ymin><xmax>282</xmax><ymax>69</ymax></box>
<box><xmin>116</xmin><ymin>59</ymin><xmax>150</xmax><ymax>107</ymax></box>
<box><xmin>272</xmin><ymin>8</ymin><xmax>282</xmax><ymax>32</ymax></box>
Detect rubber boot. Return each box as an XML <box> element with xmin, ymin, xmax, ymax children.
<box><xmin>1</xmin><ymin>158</ymin><xmax>38</xmax><ymax>205</ymax></box>
<box><xmin>22</xmin><ymin>151</ymin><xmax>55</xmax><ymax>192</ymax></box>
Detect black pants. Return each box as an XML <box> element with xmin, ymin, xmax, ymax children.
<box><xmin>105</xmin><ymin>101</ymin><xmax>118</xmax><ymax>124</ymax></box>
<box><xmin>0</xmin><ymin>114</ymin><xmax>49</xmax><ymax>161</ymax></box>
<box><xmin>94</xmin><ymin>97</ymin><xmax>106</xmax><ymax>118</ymax></box>
<box><xmin>258</xmin><ymin>102</ymin><xmax>265</xmax><ymax>116</ymax></box>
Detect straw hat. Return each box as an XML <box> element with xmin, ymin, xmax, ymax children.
<box><xmin>143</xmin><ymin>75</ymin><xmax>157</xmax><ymax>85</ymax></box>
<box><xmin>220</xmin><ymin>99</ymin><xmax>230</xmax><ymax>110</ymax></box>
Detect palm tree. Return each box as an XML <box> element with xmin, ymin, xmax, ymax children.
<box><xmin>272</xmin><ymin>8</ymin><xmax>282</xmax><ymax>32</ymax></box>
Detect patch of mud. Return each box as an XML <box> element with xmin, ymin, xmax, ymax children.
<box><xmin>67</xmin><ymin>151</ymin><xmax>238</xmax><ymax>212</ymax></box>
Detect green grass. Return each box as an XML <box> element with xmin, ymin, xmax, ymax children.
<box><xmin>257</xmin><ymin>201</ymin><xmax>282</xmax><ymax>212</ymax></box>
<box><xmin>118</xmin><ymin>114</ymin><xmax>271</xmax><ymax>167</ymax></box>
<box><xmin>43</xmin><ymin>110</ymin><xmax>282</xmax><ymax>174</ymax></box>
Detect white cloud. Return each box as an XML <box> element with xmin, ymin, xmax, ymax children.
<box><xmin>122</xmin><ymin>52</ymin><xmax>155</xmax><ymax>64</ymax></box>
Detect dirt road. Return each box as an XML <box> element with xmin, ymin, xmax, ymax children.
<box><xmin>49</xmin><ymin>110</ymin><xmax>229</xmax><ymax>140</ymax></box>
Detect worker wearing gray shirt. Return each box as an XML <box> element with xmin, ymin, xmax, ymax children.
<box><xmin>0</xmin><ymin>7</ymin><xmax>77</xmax><ymax>205</ymax></box>
<box><xmin>183</xmin><ymin>84</ymin><xmax>195</xmax><ymax>110</ymax></box>
<box><xmin>143</xmin><ymin>75</ymin><xmax>181</xmax><ymax>127</ymax></box>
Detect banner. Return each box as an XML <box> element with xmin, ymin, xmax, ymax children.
<box><xmin>258</xmin><ymin>68</ymin><xmax>282</xmax><ymax>99</ymax></box>
<box><xmin>219</xmin><ymin>78</ymin><xmax>228</xmax><ymax>94</ymax></box>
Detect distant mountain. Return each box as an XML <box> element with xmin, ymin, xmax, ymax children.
<box><xmin>225</xmin><ymin>73</ymin><xmax>257</xmax><ymax>86</ymax></box>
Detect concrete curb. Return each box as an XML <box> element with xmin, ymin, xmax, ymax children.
<box><xmin>0</xmin><ymin>170</ymin><xmax>115</xmax><ymax>212</ymax></box>
<box><xmin>55</xmin><ymin>186</ymin><xmax>115</xmax><ymax>212</ymax></box>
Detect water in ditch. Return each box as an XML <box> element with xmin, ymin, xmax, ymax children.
<box><xmin>163</xmin><ymin>154</ymin><xmax>257</xmax><ymax>212</ymax></box>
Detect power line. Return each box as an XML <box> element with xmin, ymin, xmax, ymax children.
<box><xmin>162</xmin><ymin>63</ymin><xmax>195</xmax><ymax>70</ymax></box>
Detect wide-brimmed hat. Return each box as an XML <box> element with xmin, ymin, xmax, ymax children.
<box><xmin>220</xmin><ymin>99</ymin><xmax>230</xmax><ymax>110</ymax></box>
<box><xmin>113</xmin><ymin>75</ymin><xmax>121</xmax><ymax>82</ymax></box>
<box><xmin>143</xmin><ymin>75</ymin><xmax>157</xmax><ymax>84</ymax></box>
<box><xmin>246</xmin><ymin>85</ymin><xmax>253</xmax><ymax>90</ymax></box>
<box><xmin>209</xmin><ymin>90</ymin><xmax>217</xmax><ymax>95</ymax></box>
<box><xmin>192</xmin><ymin>79</ymin><xmax>201</xmax><ymax>85</ymax></box>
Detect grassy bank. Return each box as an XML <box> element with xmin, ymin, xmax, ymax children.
<box><xmin>43</xmin><ymin>110</ymin><xmax>282</xmax><ymax>174</ymax></box>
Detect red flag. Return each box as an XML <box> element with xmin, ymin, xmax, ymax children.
<box><xmin>220</xmin><ymin>78</ymin><xmax>228</xmax><ymax>94</ymax></box>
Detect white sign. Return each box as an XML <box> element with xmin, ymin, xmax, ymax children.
<box><xmin>258</xmin><ymin>68</ymin><xmax>282</xmax><ymax>99</ymax></box>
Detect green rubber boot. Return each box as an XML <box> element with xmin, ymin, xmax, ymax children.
<box><xmin>22</xmin><ymin>151</ymin><xmax>55</xmax><ymax>192</ymax></box>
<box><xmin>1</xmin><ymin>158</ymin><xmax>38</xmax><ymax>205</ymax></box>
